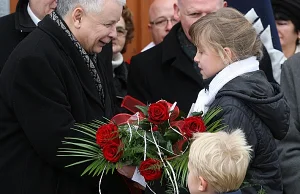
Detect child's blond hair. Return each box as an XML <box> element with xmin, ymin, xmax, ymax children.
<box><xmin>189</xmin><ymin>7</ymin><xmax>262</xmax><ymax>64</ymax></box>
<box><xmin>188</xmin><ymin>129</ymin><xmax>252</xmax><ymax>193</ymax></box>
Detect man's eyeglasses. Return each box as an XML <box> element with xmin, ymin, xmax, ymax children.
<box><xmin>116</xmin><ymin>26</ymin><xmax>128</xmax><ymax>37</ymax></box>
<box><xmin>150</xmin><ymin>17</ymin><xmax>178</xmax><ymax>28</ymax></box>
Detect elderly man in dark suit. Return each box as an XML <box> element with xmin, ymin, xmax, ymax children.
<box><xmin>0</xmin><ymin>0</ymin><xmax>131</xmax><ymax>194</ymax></box>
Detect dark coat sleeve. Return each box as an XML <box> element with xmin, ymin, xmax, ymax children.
<box><xmin>213</xmin><ymin>101</ymin><xmax>283</xmax><ymax>194</ymax></box>
<box><xmin>277</xmin><ymin>53</ymin><xmax>300</xmax><ymax>193</ymax></box>
<box><xmin>127</xmin><ymin>55</ymin><xmax>152</xmax><ymax>104</ymax></box>
<box><xmin>10</xmin><ymin>55</ymin><xmax>90</xmax><ymax>173</ymax></box>
<box><xmin>280</xmin><ymin>54</ymin><xmax>300</xmax><ymax>131</ymax></box>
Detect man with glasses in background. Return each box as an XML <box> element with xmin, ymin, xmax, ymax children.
<box><xmin>142</xmin><ymin>0</ymin><xmax>178</xmax><ymax>51</ymax></box>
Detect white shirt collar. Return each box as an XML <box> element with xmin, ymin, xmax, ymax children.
<box><xmin>141</xmin><ymin>42</ymin><xmax>155</xmax><ymax>52</ymax></box>
<box><xmin>27</xmin><ymin>3</ymin><xmax>41</xmax><ymax>26</ymax></box>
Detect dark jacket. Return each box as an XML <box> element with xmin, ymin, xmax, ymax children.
<box><xmin>209</xmin><ymin>70</ymin><xmax>289</xmax><ymax>194</ymax></box>
<box><xmin>0</xmin><ymin>0</ymin><xmax>35</xmax><ymax>72</ymax></box>
<box><xmin>113</xmin><ymin>61</ymin><xmax>128</xmax><ymax>107</ymax></box>
<box><xmin>0</xmin><ymin>15</ymin><xmax>130</xmax><ymax>194</ymax></box>
<box><xmin>277</xmin><ymin>53</ymin><xmax>300</xmax><ymax>194</ymax></box>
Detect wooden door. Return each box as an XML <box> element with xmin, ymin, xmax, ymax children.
<box><xmin>9</xmin><ymin>0</ymin><xmax>152</xmax><ymax>61</ymax></box>
<box><xmin>10</xmin><ymin>0</ymin><xmax>17</xmax><ymax>13</ymax></box>
<box><xmin>124</xmin><ymin>0</ymin><xmax>153</xmax><ymax>61</ymax></box>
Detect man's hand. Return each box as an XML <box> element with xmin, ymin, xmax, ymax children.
<box><xmin>117</xmin><ymin>166</ymin><xmax>146</xmax><ymax>190</ymax></box>
<box><xmin>117</xmin><ymin>165</ymin><xmax>136</xmax><ymax>178</ymax></box>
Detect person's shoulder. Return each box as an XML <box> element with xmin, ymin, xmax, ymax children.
<box><xmin>0</xmin><ymin>13</ymin><xmax>15</xmax><ymax>25</ymax></box>
<box><xmin>284</xmin><ymin>53</ymin><xmax>300</xmax><ymax>70</ymax></box>
<box><xmin>0</xmin><ymin>13</ymin><xmax>17</xmax><ymax>35</ymax></box>
<box><xmin>130</xmin><ymin>43</ymin><xmax>163</xmax><ymax>68</ymax></box>
<box><xmin>133</xmin><ymin>43</ymin><xmax>162</xmax><ymax>60</ymax></box>
<box><xmin>213</xmin><ymin>94</ymin><xmax>246</xmax><ymax>111</ymax></box>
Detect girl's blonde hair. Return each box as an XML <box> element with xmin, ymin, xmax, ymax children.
<box><xmin>189</xmin><ymin>7</ymin><xmax>263</xmax><ymax>64</ymax></box>
<box><xmin>188</xmin><ymin>129</ymin><xmax>252</xmax><ymax>193</ymax></box>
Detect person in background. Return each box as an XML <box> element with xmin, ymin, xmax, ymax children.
<box><xmin>0</xmin><ymin>0</ymin><xmax>57</xmax><ymax>72</ymax></box>
<box><xmin>272</xmin><ymin>0</ymin><xmax>300</xmax><ymax>58</ymax></box>
<box><xmin>141</xmin><ymin>0</ymin><xmax>178</xmax><ymax>52</ymax></box>
<box><xmin>188</xmin><ymin>130</ymin><xmax>252</xmax><ymax>194</ymax></box>
<box><xmin>190</xmin><ymin>7</ymin><xmax>289</xmax><ymax>194</ymax></box>
<box><xmin>112</xmin><ymin>5</ymin><xmax>134</xmax><ymax>106</ymax></box>
<box><xmin>0</xmin><ymin>0</ymin><xmax>132</xmax><ymax>193</ymax></box>
<box><xmin>277</xmin><ymin>53</ymin><xmax>300</xmax><ymax>194</ymax></box>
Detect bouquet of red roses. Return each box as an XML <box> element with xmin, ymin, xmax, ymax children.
<box><xmin>58</xmin><ymin>96</ymin><xmax>223</xmax><ymax>193</ymax></box>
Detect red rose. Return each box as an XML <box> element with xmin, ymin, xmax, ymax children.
<box><xmin>139</xmin><ymin>159</ymin><xmax>162</xmax><ymax>181</ymax></box>
<box><xmin>148</xmin><ymin>101</ymin><xmax>170</xmax><ymax>124</ymax></box>
<box><xmin>96</xmin><ymin>124</ymin><xmax>119</xmax><ymax>148</ymax></box>
<box><xmin>181</xmin><ymin>116</ymin><xmax>206</xmax><ymax>138</ymax></box>
<box><xmin>102</xmin><ymin>142</ymin><xmax>123</xmax><ymax>163</ymax></box>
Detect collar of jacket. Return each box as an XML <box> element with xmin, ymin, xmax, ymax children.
<box><xmin>161</xmin><ymin>22</ymin><xmax>203</xmax><ymax>87</ymax></box>
<box><xmin>161</xmin><ymin>22</ymin><xmax>184</xmax><ymax>64</ymax></box>
<box><xmin>38</xmin><ymin>15</ymin><xmax>113</xmax><ymax>113</ymax></box>
<box><xmin>14</xmin><ymin>0</ymin><xmax>36</xmax><ymax>33</ymax></box>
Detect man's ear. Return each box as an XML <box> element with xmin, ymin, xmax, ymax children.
<box><xmin>148</xmin><ymin>23</ymin><xmax>152</xmax><ymax>31</ymax></box>
<box><xmin>223</xmin><ymin>1</ymin><xmax>228</xmax><ymax>7</ymax></box>
<box><xmin>198</xmin><ymin>176</ymin><xmax>208</xmax><ymax>191</ymax></box>
<box><xmin>72</xmin><ymin>7</ymin><xmax>84</xmax><ymax>29</ymax></box>
<box><xmin>174</xmin><ymin>3</ymin><xmax>180</xmax><ymax>21</ymax></box>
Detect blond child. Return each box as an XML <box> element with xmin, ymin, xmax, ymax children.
<box><xmin>188</xmin><ymin>129</ymin><xmax>252</xmax><ymax>194</ymax></box>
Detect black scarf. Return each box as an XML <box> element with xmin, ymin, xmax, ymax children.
<box><xmin>49</xmin><ymin>11</ymin><xmax>105</xmax><ymax>105</ymax></box>
<box><xmin>177</xmin><ymin>27</ymin><xmax>201</xmax><ymax>75</ymax></box>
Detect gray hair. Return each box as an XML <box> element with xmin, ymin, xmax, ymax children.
<box><xmin>57</xmin><ymin>0</ymin><xmax>126</xmax><ymax>17</ymax></box>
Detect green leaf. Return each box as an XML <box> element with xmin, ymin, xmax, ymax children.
<box><xmin>135</xmin><ymin>105</ymin><xmax>148</xmax><ymax>116</ymax></box>
<box><xmin>203</xmin><ymin>107</ymin><xmax>222</xmax><ymax>125</ymax></box>
<box><xmin>164</xmin><ymin>129</ymin><xmax>181</xmax><ymax>143</ymax></box>
<box><xmin>58</xmin><ymin>147</ymin><xmax>96</xmax><ymax>155</ymax></box>
<box><xmin>73</xmin><ymin>125</ymin><xmax>97</xmax><ymax>137</ymax></box>
<box><xmin>166</xmin><ymin>141</ymin><xmax>174</xmax><ymax>154</ymax></box>
<box><xmin>65</xmin><ymin>158</ymin><xmax>96</xmax><ymax>168</ymax></box>
<box><xmin>82</xmin><ymin>159</ymin><xmax>101</xmax><ymax>176</ymax></box>
<box><xmin>190</xmin><ymin>111</ymin><xmax>203</xmax><ymax>117</ymax></box>
<box><xmin>64</xmin><ymin>137</ymin><xmax>98</xmax><ymax>146</ymax></box>
<box><xmin>61</xmin><ymin>141</ymin><xmax>100</xmax><ymax>153</ymax></box>
<box><xmin>57</xmin><ymin>150</ymin><xmax>97</xmax><ymax>157</ymax></box>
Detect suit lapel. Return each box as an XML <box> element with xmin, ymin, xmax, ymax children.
<box><xmin>171</xmin><ymin>54</ymin><xmax>203</xmax><ymax>87</ymax></box>
<box><xmin>162</xmin><ymin>23</ymin><xmax>203</xmax><ymax>87</ymax></box>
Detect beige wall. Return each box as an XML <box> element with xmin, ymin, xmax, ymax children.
<box><xmin>10</xmin><ymin>0</ymin><xmax>153</xmax><ymax>61</ymax></box>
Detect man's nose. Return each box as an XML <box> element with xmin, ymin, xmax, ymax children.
<box><xmin>110</xmin><ymin>25</ymin><xmax>118</xmax><ymax>39</ymax></box>
<box><xmin>166</xmin><ymin>20</ymin><xmax>173</xmax><ymax>31</ymax></box>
